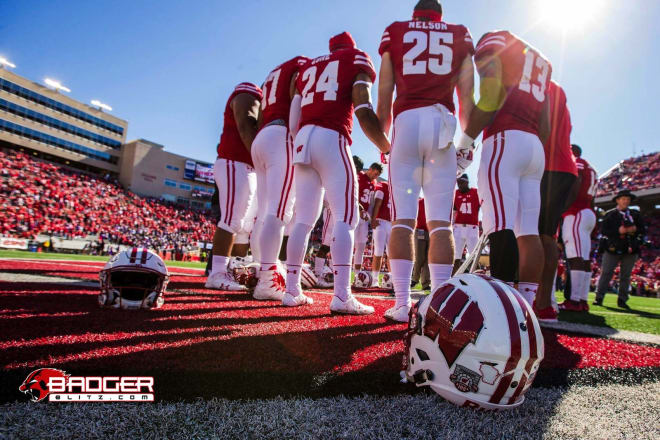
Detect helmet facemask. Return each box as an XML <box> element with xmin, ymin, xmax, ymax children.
<box><xmin>100</xmin><ymin>267</ymin><xmax>168</xmax><ymax>309</ymax></box>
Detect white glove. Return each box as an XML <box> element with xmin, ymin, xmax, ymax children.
<box><xmin>455</xmin><ymin>133</ymin><xmax>475</xmax><ymax>177</ymax></box>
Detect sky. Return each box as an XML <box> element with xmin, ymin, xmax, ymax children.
<box><xmin>2</xmin><ymin>0</ymin><xmax>659</xmax><ymax>183</ymax></box>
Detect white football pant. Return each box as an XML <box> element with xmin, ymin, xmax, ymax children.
<box><xmin>251</xmin><ymin>124</ymin><xmax>295</xmax><ymax>266</ymax></box>
<box><xmin>214</xmin><ymin>158</ymin><xmax>256</xmax><ymax>235</ymax></box>
<box><xmin>373</xmin><ymin>219</ymin><xmax>392</xmax><ymax>257</ymax></box>
<box><xmin>453</xmin><ymin>224</ymin><xmax>479</xmax><ymax>260</ymax></box>
<box><xmin>388</xmin><ymin>104</ymin><xmax>457</xmax><ymax>222</ymax></box>
<box><xmin>562</xmin><ymin>209</ymin><xmax>596</xmax><ymax>259</ymax></box>
<box><xmin>477</xmin><ymin>130</ymin><xmax>545</xmax><ymax>237</ymax></box>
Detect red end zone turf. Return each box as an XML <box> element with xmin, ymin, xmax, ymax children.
<box><xmin>1</xmin><ymin>259</ymin><xmax>658</xmax><ymax>402</ymax></box>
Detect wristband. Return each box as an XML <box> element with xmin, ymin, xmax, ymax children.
<box><xmin>354</xmin><ymin>103</ymin><xmax>373</xmax><ymax>111</ymax></box>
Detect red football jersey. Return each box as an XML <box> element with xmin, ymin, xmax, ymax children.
<box><xmin>260</xmin><ymin>56</ymin><xmax>309</xmax><ymax>127</ymax></box>
<box><xmin>217</xmin><ymin>82</ymin><xmax>263</xmax><ymax>166</ymax></box>
<box><xmin>544</xmin><ymin>81</ymin><xmax>577</xmax><ymax>175</ymax></box>
<box><xmin>357</xmin><ymin>171</ymin><xmax>376</xmax><ymax>211</ymax></box>
<box><xmin>474</xmin><ymin>31</ymin><xmax>553</xmax><ymax>139</ymax></box>
<box><xmin>564</xmin><ymin>157</ymin><xmax>598</xmax><ymax>216</ymax></box>
<box><xmin>416</xmin><ymin>198</ymin><xmax>427</xmax><ymax>231</ymax></box>
<box><xmin>453</xmin><ymin>188</ymin><xmax>480</xmax><ymax>225</ymax></box>
<box><xmin>375</xmin><ymin>181</ymin><xmax>391</xmax><ymax>221</ymax></box>
<box><xmin>296</xmin><ymin>48</ymin><xmax>376</xmax><ymax>144</ymax></box>
<box><xmin>378</xmin><ymin>19</ymin><xmax>474</xmax><ymax>118</ymax></box>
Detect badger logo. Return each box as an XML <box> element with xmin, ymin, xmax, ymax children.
<box><xmin>19</xmin><ymin>368</ymin><xmax>69</xmax><ymax>402</ymax></box>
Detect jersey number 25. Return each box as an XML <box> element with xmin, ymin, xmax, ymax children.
<box><xmin>403</xmin><ymin>31</ymin><xmax>453</xmax><ymax>75</ymax></box>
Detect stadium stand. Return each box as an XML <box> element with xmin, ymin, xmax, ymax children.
<box><xmin>596</xmin><ymin>151</ymin><xmax>660</xmax><ymax>197</ymax></box>
<box><xmin>0</xmin><ymin>149</ymin><xmax>214</xmax><ymax>256</ymax></box>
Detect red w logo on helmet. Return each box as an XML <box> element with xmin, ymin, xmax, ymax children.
<box><xmin>424</xmin><ymin>285</ymin><xmax>485</xmax><ymax>368</ymax></box>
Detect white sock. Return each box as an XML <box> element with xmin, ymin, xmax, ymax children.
<box><xmin>428</xmin><ymin>263</ymin><xmax>453</xmax><ymax>294</ymax></box>
<box><xmin>314</xmin><ymin>256</ymin><xmax>325</xmax><ymax>277</ymax></box>
<box><xmin>569</xmin><ymin>270</ymin><xmax>583</xmax><ymax>303</ymax></box>
<box><xmin>259</xmin><ymin>214</ymin><xmax>285</xmax><ymax>272</ymax></box>
<box><xmin>371</xmin><ymin>270</ymin><xmax>379</xmax><ymax>283</ymax></box>
<box><xmin>285</xmin><ymin>223</ymin><xmax>313</xmax><ymax>295</ymax></box>
<box><xmin>353</xmin><ymin>241</ymin><xmax>366</xmax><ymax>267</ymax></box>
<box><xmin>331</xmin><ymin>221</ymin><xmax>354</xmax><ymax>301</ymax></box>
<box><xmin>333</xmin><ymin>265</ymin><xmax>351</xmax><ymax>301</ymax></box>
<box><xmin>391</xmin><ymin>259</ymin><xmax>413</xmax><ymax>308</ymax></box>
<box><xmin>518</xmin><ymin>282</ymin><xmax>538</xmax><ymax>306</ymax></box>
<box><xmin>211</xmin><ymin>255</ymin><xmax>228</xmax><ymax>276</ymax></box>
<box><xmin>581</xmin><ymin>271</ymin><xmax>592</xmax><ymax>301</ymax></box>
<box><xmin>250</xmin><ymin>217</ymin><xmax>263</xmax><ymax>266</ymax></box>
<box><xmin>286</xmin><ymin>265</ymin><xmax>302</xmax><ymax>297</ymax></box>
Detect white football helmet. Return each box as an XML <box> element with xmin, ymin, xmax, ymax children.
<box><xmin>381</xmin><ymin>272</ymin><xmax>393</xmax><ymax>290</ymax></box>
<box><xmin>300</xmin><ymin>264</ymin><xmax>318</xmax><ymax>289</ymax></box>
<box><xmin>403</xmin><ymin>274</ymin><xmax>544</xmax><ymax>410</ymax></box>
<box><xmin>99</xmin><ymin>248</ymin><xmax>169</xmax><ymax>310</ymax></box>
<box><xmin>353</xmin><ymin>270</ymin><xmax>373</xmax><ymax>289</ymax></box>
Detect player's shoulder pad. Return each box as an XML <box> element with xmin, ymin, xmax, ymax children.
<box><xmin>351</xmin><ymin>49</ymin><xmax>376</xmax><ymax>77</ymax></box>
<box><xmin>475</xmin><ymin>30</ymin><xmax>509</xmax><ymax>54</ymax></box>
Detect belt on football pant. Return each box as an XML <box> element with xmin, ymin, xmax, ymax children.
<box><xmin>263</xmin><ymin>119</ymin><xmax>286</xmax><ymax>128</ymax></box>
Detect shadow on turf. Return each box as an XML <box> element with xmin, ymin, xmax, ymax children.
<box><xmin>2</xmin><ymin>276</ymin><xmax>652</xmax><ymax>416</ymax></box>
<box><xmin>601</xmin><ymin>305</ymin><xmax>660</xmax><ymax>319</ymax></box>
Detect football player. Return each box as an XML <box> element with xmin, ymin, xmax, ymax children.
<box><xmin>377</xmin><ymin>0</ymin><xmax>475</xmax><ymax>321</ymax></box>
<box><xmin>251</xmin><ymin>55</ymin><xmax>310</xmax><ymax>301</ymax></box>
<box><xmin>354</xmin><ymin>162</ymin><xmax>383</xmax><ymax>272</ymax></box>
<box><xmin>456</xmin><ymin>30</ymin><xmax>552</xmax><ymax>312</ymax></box>
<box><xmin>560</xmin><ymin>145</ymin><xmax>598</xmax><ymax>312</ymax></box>
<box><xmin>206</xmin><ymin>82</ymin><xmax>262</xmax><ymax>290</ymax></box>
<box><xmin>370</xmin><ymin>180</ymin><xmax>392</xmax><ymax>286</ymax></box>
<box><xmin>452</xmin><ymin>173</ymin><xmax>481</xmax><ymax>272</ymax></box>
<box><xmin>286</xmin><ymin>31</ymin><xmax>390</xmax><ymax>312</ymax></box>
<box><xmin>535</xmin><ymin>80</ymin><xmax>578</xmax><ymax>320</ymax></box>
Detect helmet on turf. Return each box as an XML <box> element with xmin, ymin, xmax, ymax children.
<box><xmin>403</xmin><ymin>274</ymin><xmax>544</xmax><ymax>410</ymax></box>
<box><xmin>300</xmin><ymin>264</ymin><xmax>318</xmax><ymax>289</ymax></box>
<box><xmin>381</xmin><ymin>272</ymin><xmax>393</xmax><ymax>290</ymax></box>
<box><xmin>353</xmin><ymin>270</ymin><xmax>373</xmax><ymax>289</ymax></box>
<box><xmin>98</xmin><ymin>248</ymin><xmax>169</xmax><ymax>310</ymax></box>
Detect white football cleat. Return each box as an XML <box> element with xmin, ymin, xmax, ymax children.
<box><xmin>205</xmin><ymin>272</ymin><xmax>247</xmax><ymax>291</ymax></box>
<box><xmin>370</xmin><ymin>276</ymin><xmax>379</xmax><ymax>288</ymax></box>
<box><xmin>330</xmin><ymin>295</ymin><xmax>374</xmax><ymax>315</ymax></box>
<box><xmin>282</xmin><ymin>292</ymin><xmax>314</xmax><ymax>307</ymax></box>
<box><xmin>253</xmin><ymin>268</ymin><xmax>285</xmax><ymax>301</ymax></box>
<box><xmin>384</xmin><ymin>304</ymin><xmax>411</xmax><ymax>322</ymax></box>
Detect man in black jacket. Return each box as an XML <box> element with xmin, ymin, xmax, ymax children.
<box><xmin>595</xmin><ymin>190</ymin><xmax>645</xmax><ymax>309</ymax></box>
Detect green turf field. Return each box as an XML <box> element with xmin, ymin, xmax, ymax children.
<box><xmin>555</xmin><ymin>291</ymin><xmax>660</xmax><ymax>335</ymax></box>
<box><xmin>1</xmin><ymin>249</ymin><xmax>658</xmax><ymax>334</ymax></box>
<box><xmin>0</xmin><ymin>249</ymin><xmax>206</xmax><ymax>269</ymax></box>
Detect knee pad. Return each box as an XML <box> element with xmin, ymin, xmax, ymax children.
<box><xmin>488</xmin><ymin>230</ymin><xmax>518</xmax><ymax>283</ymax></box>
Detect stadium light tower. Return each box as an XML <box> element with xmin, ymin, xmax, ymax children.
<box><xmin>0</xmin><ymin>57</ymin><xmax>16</xmax><ymax>69</ymax></box>
<box><xmin>90</xmin><ymin>99</ymin><xmax>112</xmax><ymax>112</ymax></box>
<box><xmin>44</xmin><ymin>78</ymin><xmax>71</xmax><ymax>93</ymax></box>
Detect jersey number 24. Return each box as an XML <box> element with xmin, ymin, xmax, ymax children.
<box><xmin>301</xmin><ymin>61</ymin><xmax>339</xmax><ymax>106</ymax></box>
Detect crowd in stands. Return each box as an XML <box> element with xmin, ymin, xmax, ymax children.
<box><xmin>0</xmin><ymin>149</ymin><xmax>215</xmax><ymax>254</ymax></box>
<box><xmin>596</xmin><ymin>151</ymin><xmax>660</xmax><ymax>197</ymax></box>
<box><xmin>1</xmin><ymin>149</ymin><xmax>658</xmax><ymax>294</ymax></box>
